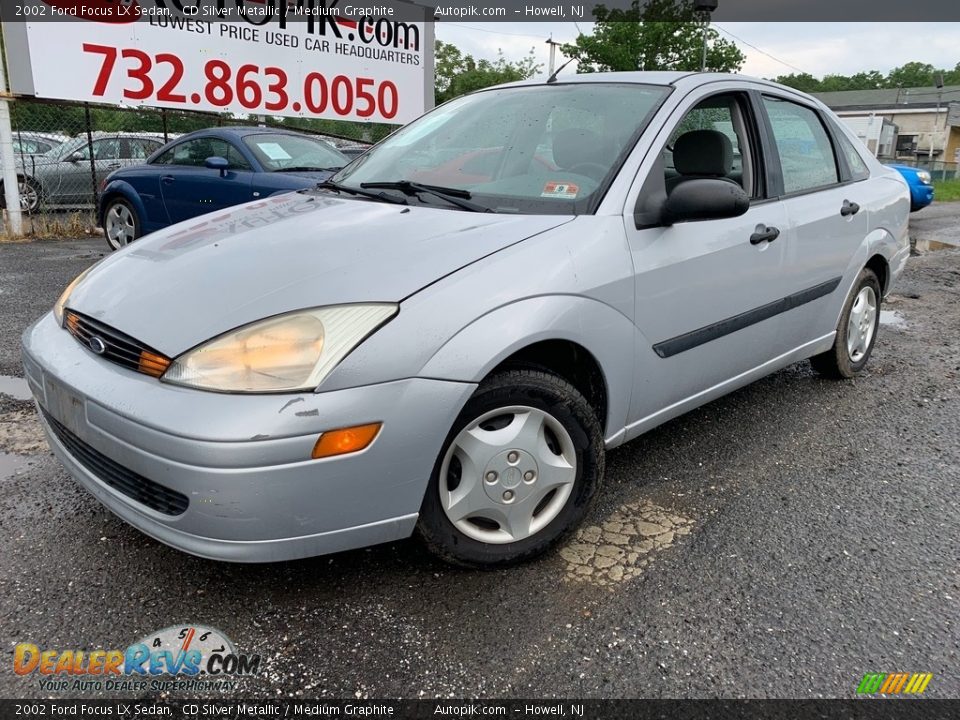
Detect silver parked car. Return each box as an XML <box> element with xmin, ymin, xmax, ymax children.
<box><xmin>22</xmin><ymin>73</ymin><xmax>910</xmax><ymax>567</ymax></box>
<box><xmin>13</xmin><ymin>132</ymin><xmax>167</xmax><ymax>212</ymax></box>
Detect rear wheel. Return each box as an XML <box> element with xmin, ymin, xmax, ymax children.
<box><xmin>811</xmin><ymin>268</ymin><xmax>881</xmax><ymax>379</ymax></box>
<box><xmin>0</xmin><ymin>177</ymin><xmax>41</xmax><ymax>213</ymax></box>
<box><xmin>417</xmin><ymin>369</ymin><xmax>604</xmax><ymax>568</ymax></box>
<box><xmin>103</xmin><ymin>197</ymin><xmax>140</xmax><ymax>251</ymax></box>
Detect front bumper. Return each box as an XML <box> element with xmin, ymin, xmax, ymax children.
<box><xmin>22</xmin><ymin>312</ymin><xmax>475</xmax><ymax>562</ymax></box>
<box><xmin>910</xmin><ymin>183</ymin><xmax>934</xmax><ymax>210</ymax></box>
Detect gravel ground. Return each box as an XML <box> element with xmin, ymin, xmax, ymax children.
<box><xmin>0</xmin><ymin>208</ymin><xmax>957</xmax><ymax>700</ymax></box>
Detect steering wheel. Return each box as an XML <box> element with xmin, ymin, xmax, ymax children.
<box><xmin>566</xmin><ymin>162</ymin><xmax>608</xmax><ymax>182</ymax></box>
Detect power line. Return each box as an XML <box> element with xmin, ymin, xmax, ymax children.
<box><xmin>713</xmin><ymin>23</ymin><xmax>810</xmax><ymax>75</ymax></box>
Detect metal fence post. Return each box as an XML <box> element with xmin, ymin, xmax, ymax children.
<box><xmin>161</xmin><ymin>108</ymin><xmax>169</xmax><ymax>143</ymax></box>
<box><xmin>0</xmin><ymin>45</ymin><xmax>23</xmax><ymax>236</ymax></box>
<box><xmin>84</xmin><ymin>103</ymin><xmax>99</xmax><ymax>210</ymax></box>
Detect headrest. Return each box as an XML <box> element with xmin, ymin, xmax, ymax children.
<box><xmin>673</xmin><ymin>130</ymin><xmax>733</xmax><ymax>177</ymax></box>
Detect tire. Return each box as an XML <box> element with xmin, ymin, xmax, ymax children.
<box><xmin>416</xmin><ymin>369</ymin><xmax>605</xmax><ymax>568</ymax></box>
<box><xmin>103</xmin><ymin>197</ymin><xmax>141</xmax><ymax>251</ymax></box>
<box><xmin>0</xmin><ymin>176</ymin><xmax>41</xmax><ymax>213</ymax></box>
<box><xmin>810</xmin><ymin>268</ymin><xmax>881</xmax><ymax>379</ymax></box>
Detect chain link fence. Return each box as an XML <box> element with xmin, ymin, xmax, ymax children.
<box><xmin>2</xmin><ymin>98</ymin><xmax>387</xmax><ymax>238</ymax></box>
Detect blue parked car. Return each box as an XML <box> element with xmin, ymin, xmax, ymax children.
<box><xmin>886</xmin><ymin>164</ymin><xmax>934</xmax><ymax>212</ymax></box>
<box><xmin>99</xmin><ymin>127</ymin><xmax>348</xmax><ymax>250</ymax></box>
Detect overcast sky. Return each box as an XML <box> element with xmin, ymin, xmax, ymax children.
<box><xmin>434</xmin><ymin>22</ymin><xmax>960</xmax><ymax>81</ymax></box>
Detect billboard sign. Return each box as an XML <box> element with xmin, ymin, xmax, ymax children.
<box><xmin>3</xmin><ymin>1</ymin><xmax>432</xmax><ymax>124</ymax></box>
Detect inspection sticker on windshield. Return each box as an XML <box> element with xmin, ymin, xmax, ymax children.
<box><xmin>255</xmin><ymin>142</ymin><xmax>292</xmax><ymax>161</ymax></box>
<box><xmin>541</xmin><ymin>181</ymin><xmax>579</xmax><ymax>199</ymax></box>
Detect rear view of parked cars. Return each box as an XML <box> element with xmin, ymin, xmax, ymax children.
<box><xmin>99</xmin><ymin>127</ymin><xmax>348</xmax><ymax>250</ymax></box>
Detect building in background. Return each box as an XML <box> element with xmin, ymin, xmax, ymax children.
<box><xmin>814</xmin><ymin>85</ymin><xmax>960</xmax><ymax>166</ymax></box>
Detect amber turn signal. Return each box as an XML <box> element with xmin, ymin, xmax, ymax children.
<box><xmin>138</xmin><ymin>350</ymin><xmax>172</xmax><ymax>378</ymax></box>
<box><xmin>311</xmin><ymin>423</ymin><xmax>382</xmax><ymax>459</ymax></box>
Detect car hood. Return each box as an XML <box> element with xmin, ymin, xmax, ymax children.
<box><xmin>68</xmin><ymin>191</ymin><xmax>571</xmax><ymax>355</ymax></box>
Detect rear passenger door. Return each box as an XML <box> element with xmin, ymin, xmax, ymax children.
<box><xmin>758</xmin><ymin>94</ymin><xmax>869</xmax><ymax>352</ymax></box>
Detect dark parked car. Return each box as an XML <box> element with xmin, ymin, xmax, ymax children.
<box><xmin>99</xmin><ymin>127</ymin><xmax>348</xmax><ymax>250</ymax></box>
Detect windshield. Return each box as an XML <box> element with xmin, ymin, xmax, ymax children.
<box><xmin>333</xmin><ymin>83</ymin><xmax>669</xmax><ymax>214</ymax></box>
<box><xmin>242</xmin><ymin>133</ymin><xmax>347</xmax><ymax>171</ymax></box>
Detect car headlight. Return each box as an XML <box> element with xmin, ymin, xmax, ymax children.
<box><xmin>161</xmin><ymin>304</ymin><xmax>398</xmax><ymax>393</ymax></box>
<box><xmin>53</xmin><ymin>267</ymin><xmax>93</xmax><ymax>325</ymax></box>
<box><xmin>917</xmin><ymin>171</ymin><xmax>932</xmax><ymax>185</ymax></box>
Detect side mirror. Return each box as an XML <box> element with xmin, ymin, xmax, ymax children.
<box><xmin>661</xmin><ymin>179</ymin><xmax>750</xmax><ymax>225</ymax></box>
<box><xmin>67</xmin><ymin>152</ymin><xmax>83</xmax><ymax>163</ymax></box>
<box><xmin>205</xmin><ymin>156</ymin><xmax>229</xmax><ymax>177</ymax></box>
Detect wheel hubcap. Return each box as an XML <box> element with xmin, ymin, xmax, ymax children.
<box><xmin>106</xmin><ymin>204</ymin><xmax>135</xmax><ymax>247</ymax></box>
<box><xmin>847</xmin><ymin>286</ymin><xmax>877</xmax><ymax>363</ymax></box>
<box><xmin>18</xmin><ymin>182</ymin><xmax>38</xmax><ymax>211</ymax></box>
<box><xmin>439</xmin><ymin>405</ymin><xmax>577</xmax><ymax>544</ymax></box>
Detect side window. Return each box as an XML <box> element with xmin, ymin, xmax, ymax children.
<box><xmin>149</xmin><ymin>138</ymin><xmax>251</xmax><ymax>170</ymax></box>
<box><xmin>211</xmin><ymin>140</ymin><xmax>252</xmax><ymax>171</ymax></box>
<box><xmin>762</xmin><ymin>97</ymin><xmax>839</xmax><ymax>194</ymax></box>
<box><xmin>663</xmin><ymin>93</ymin><xmax>755</xmax><ymax>197</ymax></box>
<box><xmin>833</xmin><ymin>129</ymin><xmax>870</xmax><ymax>182</ymax></box>
<box><xmin>128</xmin><ymin>139</ymin><xmax>162</xmax><ymax>160</ymax></box>
<box><xmin>93</xmin><ymin>139</ymin><xmax>121</xmax><ymax>160</ymax></box>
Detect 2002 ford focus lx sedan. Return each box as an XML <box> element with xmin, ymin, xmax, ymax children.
<box><xmin>22</xmin><ymin>72</ymin><xmax>910</xmax><ymax>567</ymax></box>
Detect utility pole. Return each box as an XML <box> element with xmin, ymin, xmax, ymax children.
<box><xmin>545</xmin><ymin>36</ymin><xmax>562</xmax><ymax>77</ymax></box>
<box><xmin>930</xmin><ymin>73</ymin><xmax>944</xmax><ymax>161</ymax></box>
<box><xmin>0</xmin><ymin>32</ymin><xmax>23</xmax><ymax>237</ymax></box>
<box><xmin>694</xmin><ymin>0</ymin><xmax>719</xmax><ymax>72</ymax></box>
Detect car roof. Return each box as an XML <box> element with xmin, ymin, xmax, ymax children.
<box><xmin>491</xmin><ymin>71</ymin><xmax>806</xmax><ymax>96</ymax></box>
<box><xmin>173</xmin><ymin>126</ymin><xmax>322</xmax><ymax>142</ymax></box>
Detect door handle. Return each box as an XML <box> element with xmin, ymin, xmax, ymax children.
<box><xmin>841</xmin><ymin>200</ymin><xmax>860</xmax><ymax>217</ymax></box>
<box><xmin>750</xmin><ymin>225</ymin><xmax>780</xmax><ymax>245</ymax></box>
<box><xmin>161</xmin><ymin>175</ymin><xmax>175</xmax><ymax>185</ymax></box>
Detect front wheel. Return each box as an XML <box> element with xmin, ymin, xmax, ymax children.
<box><xmin>417</xmin><ymin>369</ymin><xmax>604</xmax><ymax>568</ymax></box>
<box><xmin>810</xmin><ymin>268</ymin><xmax>881</xmax><ymax>379</ymax></box>
<box><xmin>103</xmin><ymin>197</ymin><xmax>140</xmax><ymax>251</ymax></box>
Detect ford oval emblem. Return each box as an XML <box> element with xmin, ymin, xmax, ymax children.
<box><xmin>89</xmin><ymin>336</ymin><xmax>107</xmax><ymax>355</ymax></box>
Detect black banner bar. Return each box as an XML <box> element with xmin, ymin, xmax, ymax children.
<box><xmin>2</xmin><ymin>0</ymin><xmax>960</xmax><ymax>23</ymax></box>
<box><xmin>0</xmin><ymin>700</ymin><xmax>958</xmax><ymax>720</ymax></box>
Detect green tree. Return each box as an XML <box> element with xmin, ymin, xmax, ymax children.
<box><xmin>560</xmin><ymin>0</ymin><xmax>744</xmax><ymax>74</ymax></box>
<box><xmin>773</xmin><ymin>73</ymin><xmax>823</xmax><ymax>92</ymax></box>
<box><xmin>434</xmin><ymin>40</ymin><xmax>541</xmax><ymax>105</ymax></box>
<box><xmin>886</xmin><ymin>62</ymin><xmax>937</xmax><ymax>89</ymax></box>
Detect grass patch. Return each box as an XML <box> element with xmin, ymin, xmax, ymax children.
<box><xmin>1</xmin><ymin>210</ymin><xmax>98</xmax><ymax>240</ymax></box>
<box><xmin>933</xmin><ymin>178</ymin><xmax>960</xmax><ymax>202</ymax></box>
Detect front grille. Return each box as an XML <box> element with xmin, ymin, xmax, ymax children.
<box><xmin>42</xmin><ymin>408</ymin><xmax>189</xmax><ymax>516</ymax></box>
<box><xmin>64</xmin><ymin>310</ymin><xmax>171</xmax><ymax>378</ymax></box>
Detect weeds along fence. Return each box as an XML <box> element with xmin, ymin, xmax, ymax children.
<box><xmin>2</xmin><ymin>97</ymin><xmax>386</xmax><ymax>238</ymax></box>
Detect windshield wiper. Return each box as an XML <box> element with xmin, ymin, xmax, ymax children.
<box><xmin>360</xmin><ymin>180</ymin><xmax>491</xmax><ymax>213</ymax></box>
<box><xmin>277</xmin><ymin>166</ymin><xmax>342</xmax><ymax>173</ymax></box>
<box><xmin>316</xmin><ymin>180</ymin><xmax>408</xmax><ymax>205</ymax></box>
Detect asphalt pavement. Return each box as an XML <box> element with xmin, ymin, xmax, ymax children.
<box><xmin>0</xmin><ymin>209</ymin><xmax>957</xmax><ymax>699</ymax></box>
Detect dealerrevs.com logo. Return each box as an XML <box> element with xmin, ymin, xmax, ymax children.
<box><xmin>14</xmin><ymin>625</ymin><xmax>260</xmax><ymax>693</ymax></box>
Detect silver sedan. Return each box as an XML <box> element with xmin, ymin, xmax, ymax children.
<box><xmin>22</xmin><ymin>72</ymin><xmax>910</xmax><ymax>567</ymax></box>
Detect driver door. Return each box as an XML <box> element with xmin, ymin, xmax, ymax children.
<box><xmin>157</xmin><ymin>137</ymin><xmax>255</xmax><ymax>223</ymax></box>
<box><xmin>623</xmin><ymin>89</ymin><xmax>789</xmax><ymax>435</ymax></box>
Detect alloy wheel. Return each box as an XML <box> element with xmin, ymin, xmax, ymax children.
<box><xmin>846</xmin><ymin>286</ymin><xmax>877</xmax><ymax>362</ymax></box>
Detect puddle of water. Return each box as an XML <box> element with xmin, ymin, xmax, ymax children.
<box><xmin>0</xmin><ymin>452</ymin><xmax>28</xmax><ymax>480</ymax></box>
<box><xmin>913</xmin><ymin>238</ymin><xmax>960</xmax><ymax>253</ymax></box>
<box><xmin>560</xmin><ymin>501</ymin><xmax>694</xmax><ymax>587</ymax></box>
<box><xmin>880</xmin><ymin>310</ymin><xmax>908</xmax><ymax>329</ymax></box>
<box><xmin>0</xmin><ymin>375</ymin><xmax>32</xmax><ymax>401</ymax></box>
